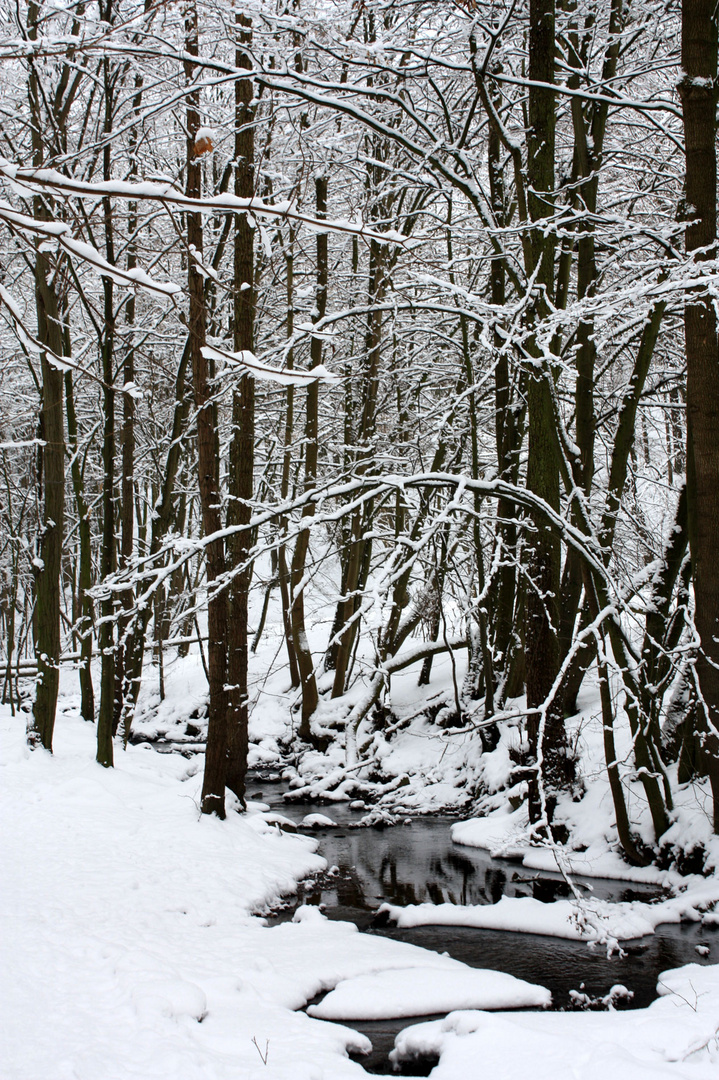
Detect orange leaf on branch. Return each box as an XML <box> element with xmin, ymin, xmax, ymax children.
<box><xmin>193</xmin><ymin>128</ymin><xmax>215</xmax><ymax>157</ymax></box>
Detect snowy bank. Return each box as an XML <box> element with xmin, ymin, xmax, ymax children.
<box><xmin>391</xmin><ymin>964</ymin><xmax>719</xmax><ymax>1078</ymax></box>
<box><xmin>378</xmin><ymin>887</ymin><xmax>719</xmax><ymax>944</ymax></box>
<box><xmin>450</xmin><ymin>810</ymin><xmax>680</xmax><ymax>884</ymax></box>
<box><xmin>0</xmin><ymin>705</ymin><xmax>547</xmax><ymax>1080</ymax></box>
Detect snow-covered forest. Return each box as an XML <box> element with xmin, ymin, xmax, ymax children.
<box><xmin>3</xmin><ymin>1</ymin><xmax>719</xmax><ymax>1077</ymax></box>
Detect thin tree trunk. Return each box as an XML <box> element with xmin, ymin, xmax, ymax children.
<box><xmin>331</xmin><ymin>238</ymin><xmax>384</xmax><ymax>697</ymax></box>
<box><xmin>118</xmin><ymin>165</ymin><xmax>235</xmax><ymax>744</ymax></box>
<box><xmin>277</xmin><ymin>226</ymin><xmax>301</xmax><ymax>688</ymax></box>
<box><xmin>96</xmin><ymin>22</ymin><xmax>117</xmax><ymax>768</ymax></box>
<box><xmin>488</xmin><ymin>104</ymin><xmax>523</xmax><ymax>691</ymax></box>
<box><xmin>291</xmin><ymin>176</ymin><xmax>328</xmax><ymax>739</ymax></box>
<box><xmin>114</xmin><ymin>64</ymin><xmax>142</xmax><ymax>736</ymax></box>
<box><xmin>65</xmin><ymin>371</ymin><xmax>94</xmax><ymax>722</ymax></box>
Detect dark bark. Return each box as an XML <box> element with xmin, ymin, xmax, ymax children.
<box><xmin>30</xmin><ymin>275</ymin><xmax>65</xmax><ymax>751</ymax></box>
<box><xmin>184</xmin><ymin>1</ymin><xmax>229</xmax><ymax>817</ymax></box>
<box><xmin>96</xmin><ymin>28</ymin><xmax>117</xmax><ymax>769</ymax></box>
<box><xmin>118</xmin><ymin>159</ymin><xmax>234</xmax><ymax>744</ymax></box>
<box><xmin>329</xmin><ymin>119</ymin><xmax>389</xmax><ymax>693</ymax></box>
<box><xmin>226</xmin><ymin>12</ymin><xmax>254</xmax><ymax>803</ymax></box>
<box><xmin>597</xmin><ymin>648</ymin><xmax>650</xmax><ymax>866</ymax></box>
<box><xmin>277</xmin><ymin>227</ymin><xmax>301</xmax><ymax>689</ymax></box>
<box><xmin>524</xmin><ymin>0</ymin><xmax>574</xmax><ymax>824</ymax></box>
<box><xmin>27</xmin><ymin>1</ymin><xmax>65</xmax><ymax>752</ymax></box>
<box><xmin>558</xmin><ymin>0</ymin><xmax>626</xmax><ymax>710</ymax></box>
<box><xmin>560</xmin><ymin>299</ymin><xmax>667</xmax><ymax>713</ymax></box>
<box><xmin>679</xmin><ymin>0</ymin><xmax>719</xmax><ymax>829</ymax></box>
<box><xmin>331</xmin><ymin>239</ymin><xmax>384</xmax><ymax>697</ymax></box>
<box><xmin>488</xmin><ymin>108</ymin><xmax>523</xmax><ymax>690</ymax></box>
<box><xmin>114</xmin><ymin>66</ymin><xmax>142</xmax><ymax>737</ymax></box>
<box><xmin>641</xmin><ymin>485</ymin><xmax>690</xmax><ymax>764</ymax></box>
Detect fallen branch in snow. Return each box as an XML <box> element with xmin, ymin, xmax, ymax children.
<box><xmin>251</xmin><ymin>1037</ymin><xmax>269</xmax><ymax>1066</ymax></box>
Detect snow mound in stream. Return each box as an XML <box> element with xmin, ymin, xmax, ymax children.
<box><xmin>308</xmin><ymin>965</ymin><xmax>551</xmax><ymax>1020</ymax></box>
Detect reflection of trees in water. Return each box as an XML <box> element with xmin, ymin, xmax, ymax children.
<box><xmin>655</xmin><ymin>934</ymin><xmax>686</xmax><ymax>977</ymax></box>
<box><xmin>313</xmin><ymin>822</ymin><xmax>668</xmax><ymax>913</ymax></box>
<box><xmin>329</xmin><ymin>834</ymin><xmax>506</xmax><ymax>908</ymax></box>
<box><xmin>485</xmin><ymin>867</ymin><xmax>507</xmax><ymax>906</ymax></box>
<box><xmin>379</xmin><ymin>854</ymin><xmax>419</xmax><ymax>906</ymax></box>
<box><xmin>346</xmin><ymin>843</ymin><xmax>513</xmax><ymax>908</ymax></box>
<box><xmin>279</xmin><ymin>814</ymin><xmax>717</xmax><ymax>1012</ymax></box>
<box><xmin>335</xmin><ymin>867</ymin><xmax>374</xmax><ymax>910</ymax></box>
<box><xmin>531</xmin><ymin>877</ymin><xmax>571</xmax><ymax>903</ymax></box>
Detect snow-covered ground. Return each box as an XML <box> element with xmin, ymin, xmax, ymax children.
<box><xmin>390</xmin><ymin>972</ymin><xmax>719</xmax><ymax>1079</ymax></box>
<box><xmin>0</xmin><ymin>697</ymin><xmax>547</xmax><ymax>1080</ymax></box>
<box><xmin>3</xmin><ymin>644</ymin><xmax>719</xmax><ymax>1079</ymax></box>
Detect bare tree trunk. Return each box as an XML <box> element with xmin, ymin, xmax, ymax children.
<box><xmin>96</xmin><ymin>12</ymin><xmax>117</xmax><ymax>768</ymax></box>
<box><xmin>488</xmin><ymin>105</ymin><xmax>523</xmax><ymax>693</ymax></box>
<box><xmin>65</xmin><ymin>371</ymin><xmax>94</xmax><ymax>722</ymax></box>
<box><xmin>226</xmin><ymin>12</ymin><xmax>254</xmax><ymax>803</ymax></box>
<box><xmin>30</xmin><ymin>279</ymin><xmax>65</xmax><ymax>751</ymax></box>
<box><xmin>558</xmin><ymin>0</ymin><xmax>624</xmax><ymax>711</ymax></box>
<box><xmin>331</xmin><ymin>239</ymin><xmax>384</xmax><ymax>697</ymax></box>
<box><xmin>277</xmin><ymin>226</ymin><xmax>301</xmax><ymax>688</ymax></box>
<box><xmin>118</xmin><ymin>159</ymin><xmax>235</xmax><ymax>744</ymax></box>
<box><xmin>679</xmin><ymin>0</ymin><xmax>719</xmax><ymax>829</ymax></box>
<box><xmin>184</xmin><ymin>0</ymin><xmax>229</xmax><ymax>817</ymax></box>
<box><xmin>524</xmin><ymin>0</ymin><xmax>574</xmax><ymax>825</ymax></box>
<box><xmin>114</xmin><ymin>63</ymin><xmax>143</xmax><ymax>736</ymax></box>
<box><xmin>27</xmin><ymin>0</ymin><xmax>64</xmax><ymax>752</ymax></box>
<box><xmin>290</xmin><ymin>176</ymin><xmax>328</xmax><ymax>740</ymax></box>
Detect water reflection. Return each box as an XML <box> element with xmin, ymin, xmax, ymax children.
<box><xmin>263</xmin><ymin>804</ymin><xmax>656</xmax><ymax>913</ymax></box>
<box><xmin>253</xmin><ymin>780</ymin><xmax>717</xmax><ymax>1014</ymax></box>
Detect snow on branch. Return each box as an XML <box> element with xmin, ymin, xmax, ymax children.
<box><xmin>0</xmin><ymin>162</ymin><xmax>408</xmax><ymax>247</ymax></box>
<box><xmin>0</xmin><ymin>280</ymin><xmax>150</xmax><ymax>393</ymax></box>
<box><xmin>201</xmin><ymin>344</ymin><xmax>338</xmax><ymax>386</ymax></box>
<box><xmin>0</xmin><ymin>200</ymin><xmax>180</xmax><ymax>297</ymax></box>
<box><xmin>101</xmin><ymin>471</ymin><xmax>615</xmax><ymax>622</ymax></box>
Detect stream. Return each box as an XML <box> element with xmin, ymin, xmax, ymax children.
<box><xmin>249</xmin><ymin>777</ymin><xmax>718</xmax><ymax>1075</ymax></box>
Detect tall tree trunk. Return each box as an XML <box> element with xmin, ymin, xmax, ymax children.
<box><xmin>96</xmin><ymin>18</ymin><xmax>117</xmax><ymax>769</ymax></box>
<box><xmin>558</xmin><ymin>0</ymin><xmax>624</xmax><ymax>711</ymax></box>
<box><xmin>226</xmin><ymin>12</ymin><xmax>254</xmax><ymax>803</ymax></box>
<box><xmin>524</xmin><ymin>0</ymin><xmax>573</xmax><ymax>825</ymax></box>
<box><xmin>277</xmin><ymin>226</ymin><xmax>301</xmax><ymax>689</ymax></box>
<box><xmin>119</xmin><ymin>174</ymin><xmax>234</xmax><ymax>742</ymax></box>
<box><xmin>331</xmin><ymin>238</ymin><xmax>384</xmax><ymax>697</ymax></box>
<box><xmin>65</xmin><ymin>370</ymin><xmax>94</xmax><ymax>723</ymax></box>
<box><xmin>291</xmin><ymin>176</ymin><xmax>328</xmax><ymax>739</ymax></box>
<box><xmin>488</xmin><ymin>104</ymin><xmax>523</xmax><ymax>694</ymax></box>
<box><xmin>184</xmin><ymin>0</ymin><xmax>229</xmax><ymax>817</ymax></box>
<box><xmin>679</xmin><ymin>0</ymin><xmax>719</xmax><ymax>829</ymax></box>
<box><xmin>30</xmin><ymin>275</ymin><xmax>65</xmax><ymax>751</ymax></box>
<box><xmin>114</xmin><ymin>64</ymin><xmax>143</xmax><ymax>736</ymax></box>
<box><xmin>27</xmin><ymin>1</ymin><xmax>64</xmax><ymax>752</ymax></box>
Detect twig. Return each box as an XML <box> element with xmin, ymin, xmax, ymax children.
<box><xmin>251</xmin><ymin>1036</ymin><xmax>269</xmax><ymax>1065</ymax></box>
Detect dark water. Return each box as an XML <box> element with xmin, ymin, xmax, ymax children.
<box><xmin>249</xmin><ymin>778</ymin><xmax>717</xmax><ymax>1074</ymax></box>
